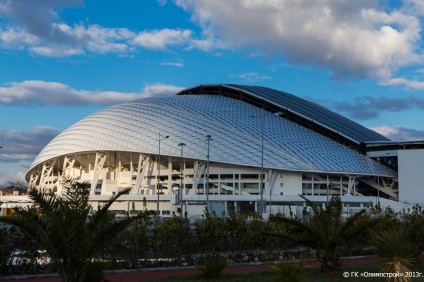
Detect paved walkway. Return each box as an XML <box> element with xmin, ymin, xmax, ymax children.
<box><xmin>1</xmin><ymin>256</ymin><xmax>386</xmax><ymax>282</ymax></box>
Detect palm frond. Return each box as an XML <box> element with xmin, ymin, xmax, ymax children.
<box><xmin>88</xmin><ymin>187</ymin><xmax>131</xmax><ymax>229</ymax></box>
<box><xmin>265</xmin><ymin>195</ymin><xmax>376</xmax><ymax>272</ymax></box>
<box><xmin>0</xmin><ymin>180</ymin><xmax>146</xmax><ymax>282</ymax></box>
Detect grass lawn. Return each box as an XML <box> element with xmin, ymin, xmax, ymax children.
<box><xmin>142</xmin><ymin>260</ymin><xmax>424</xmax><ymax>282</ymax></box>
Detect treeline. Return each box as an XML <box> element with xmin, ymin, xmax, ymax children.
<box><xmin>1</xmin><ymin>202</ymin><xmax>424</xmax><ymax>276</ymax></box>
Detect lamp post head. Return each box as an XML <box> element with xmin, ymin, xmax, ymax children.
<box><xmin>178</xmin><ymin>142</ymin><xmax>186</xmax><ymax>147</ymax></box>
<box><xmin>157</xmin><ymin>134</ymin><xmax>170</xmax><ymax>141</ymax></box>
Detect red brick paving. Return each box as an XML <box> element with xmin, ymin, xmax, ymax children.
<box><xmin>1</xmin><ymin>256</ymin><xmax>386</xmax><ymax>282</ymax></box>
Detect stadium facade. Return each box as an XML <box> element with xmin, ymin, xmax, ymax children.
<box><xmin>21</xmin><ymin>84</ymin><xmax>421</xmax><ymax>217</ymax></box>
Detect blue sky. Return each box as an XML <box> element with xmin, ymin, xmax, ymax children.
<box><xmin>1</xmin><ymin>0</ymin><xmax>424</xmax><ymax>184</ymax></box>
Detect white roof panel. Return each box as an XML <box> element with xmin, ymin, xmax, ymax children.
<box><xmin>29</xmin><ymin>95</ymin><xmax>395</xmax><ymax>177</ymax></box>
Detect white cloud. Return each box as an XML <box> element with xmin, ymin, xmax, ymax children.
<box><xmin>0</xmin><ymin>23</ymin><xmax>138</xmax><ymax>57</ymax></box>
<box><xmin>0</xmin><ymin>171</ymin><xmax>28</xmax><ymax>187</ymax></box>
<box><xmin>0</xmin><ymin>126</ymin><xmax>60</xmax><ymax>164</ymax></box>
<box><xmin>131</xmin><ymin>28</ymin><xmax>192</xmax><ymax>49</ymax></box>
<box><xmin>141</xmin><ymin>83</ymin><xmax>185</xmax><ymax>98</ymax></box>
<box><xmin>160</xmin><ymin>61</ymin><xmax>184</xmax><ymax>67</ymax></box>
<box><xmin>30</xmin><ymin>45</ymin><xmax>84</xmax><ymax>57</ymax></box>
<box><xmin>403</xmin><ymin>0</ymin><xmax>424</xmax><ymax>16</ymax></box>
<box><xmin>0</xmin><ymin>1</ymin><xmax>196</xmax><ymax>57</ymax></box>
<box><xmin>380</xmin><ymin>77</ymin><xmax>424</xmax><ymax>90</ymax></box>
<box><xmin>229</xmin><ymin>72</ymin><xmax>272</xmax><ymax>82</ymax></box>
<box><xmin>2</xmin><ymin>0</ymin><xmax>422</xmax><ymax>87</ymax></box>
<box><xmin>0</xmin><ymin>27</ymin><xmax>39</xmax><ymax>47</ymax></box>
<box><xmin>176</xmin><ymin>0</ymin><xmax>422</xmax><ymax>80</ymax></box>
<box><xmin>0</xmin><ymin>80</ymin><xmax>184</xmax><ymax>106</ymax></box>
<box><xmin>371</xmin><ymin>125</ymin><xmax>424</xmax><ymax>141</ymax></box>
<box><xmin>157</xmin><ymin>0</ymin><xmax>168</xmax><ymax>6</ymax></box>
<box><xmin>0</xmin><ymin>126</ymin><xmax>60</xmax><ymax>186</ymax></box>
<box><xmin>189</xmin><ymin>36</ymin><xmax>226</xmax><ymax>51</ymax></box>
<box><xmin>0</xmin><ymin>22</ymin><xmax>196</xmax><ymax>57</ymax></box>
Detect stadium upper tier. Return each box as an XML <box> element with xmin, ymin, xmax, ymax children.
<box><xmin>27</xmin><ymin>84</ymin><xmax>395</xmax><ymax>180</ymax></box>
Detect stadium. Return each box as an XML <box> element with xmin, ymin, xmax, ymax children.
<box><xmin>23</xmin><ymin>84</ymin><xmax>420</xmax><ymax>218</ymax></box>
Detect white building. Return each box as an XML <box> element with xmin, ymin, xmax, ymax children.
<box><xmin>16</xmin><ymin>84</ymin><xmax>419</xmax><ymax>217</ymax></box>
<box><xmin>366</xmin><ymin>141</ymin><xmax>424</xmax><ymax>206</ymax></box>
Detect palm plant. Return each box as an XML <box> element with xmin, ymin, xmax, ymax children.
<box><xmin>266</xmin><ymin>195</ymin><xmax>381</xmax><ymax>272</ymax></box>
<box><xmin>373</xmin><ymin>227</ymin><xmax>420</xmax><ymax>282</ymax></box>
<box><xmin>0</xmin><ymin>179</ymin><xmax>144</xmax><ymax>282</ymax></box>
<box><xmin>197</xmin><ymin>254</ymin><xmax>228</xmax><ymax>279</ymax></box>
<box><xmin>266</xmin><ymin>260</ymin><xmax>306</xmax><ymax>282</ymax></box>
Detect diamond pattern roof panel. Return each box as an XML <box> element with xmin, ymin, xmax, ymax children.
<box><xmin>29</xmin><ymin>95</ymin><xmax>395</xmax><ymax>177</ymax></box>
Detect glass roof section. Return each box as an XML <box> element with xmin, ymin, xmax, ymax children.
<box><xmin>178</xmin><ymin>84</ymin><xmax>390</xmax><ymax>144</ymax></box>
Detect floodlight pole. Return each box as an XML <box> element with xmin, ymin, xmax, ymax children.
<box><xmin>178</xmin><ymin>142</ymin><xmax>186</xmax><ymax>217</ymax></box>
<box><xmin>157</xmin><ymin>133</ymin><xmax>169</xmax><ymax>216</ymax></box>
<box><xmin>260</xmin><ymin>115</ymin><xmax>264</xmax><ymax>214</ymax></box>
<box><xmin>327</xmin><ymin>179</ymin><xmax>335</xmax><ymax>207</ymax></box>
<box><xmin>377</xmin><ymin>176</ymin><xmax>380</xmax><ymax>206</ymax></box>
<box><xmin>268</xmin><ymin>112</ymin><xmax>283</xmax><ymax>215</ymax></box>
<box><xmin>251</xmin><ymin>110</ymin><xmax>282</xmax><ymax>215</ymax></box>
<box><xmin>206</xmin><ymin>135</ymin><xmax>212</xmax><ymax>212</ymax></box>
<box><xmin>250</xmin><ymin>112</ymin><xmax>265</xmax><ymax>215</ymax></box>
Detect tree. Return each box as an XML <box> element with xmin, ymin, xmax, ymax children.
<box><xmin>194</xmin><ymin>209</ymin><xmax>226</xmax><ymax>257</ymax></box>
<box><xmin>0</xmin><ymin>226</ymin><xmax>12</xmax><ymax>274</ymax></box>
<box><xmin>373</xmin><ymin>227</ymin><xmax>420</xmax><ymax>282</ymax></box>
<box><xmin>266</xmin><ymin>195</ymin><xmax>381</xmax><ymax>272</ymax></box>
<box><xmin>0</xmin><ymin>180</ymin><xmax>143</xmax><ymax>282</ymax></box>
<box><xmin>152</xmin><ymin>213</ymin><xmax>194</xmax><ymax>266</ymax></box>
<box><xmin>401</xmin><ymin>204</ymin><xmax>424</xmax><ymax>251</ymax></box>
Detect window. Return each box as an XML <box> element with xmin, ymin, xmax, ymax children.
<box><xmin>209</xmin><ymin>174</ymin><xmax>219</xmax><ymax>180</ymax></box>
<box><xmin>242</xmin><ymin>183</ymin><xmax>259</xmax><ymax>189</ymax></box>
<box><xmin>241</xmin><ymin>174</ymin><xmax>259</xmax><ymax>179</ymax></box>
<box><xmin>185</xmin><ymin>161</ymin><xmax>194</xmax><ymax>169</ymax></box>
<box><xmin>220</xmin><ymin>174</ymin><xmax>233</xmax><ymax>179</ymax></box>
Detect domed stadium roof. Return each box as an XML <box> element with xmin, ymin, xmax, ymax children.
<box><xmin>27</xmin><ymin>84</ymin><xmax>395</xmax><ymax>179</ymax></box>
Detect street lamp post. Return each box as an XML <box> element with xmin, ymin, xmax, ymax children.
<box><xmin>205</xmin><ymin>135</ymin><xmax>212</xmax><ymax>212</ymax></box>
<box><xmin>259</xmin><ymin>116</ymin><xmax>264</xmax><ymax>214</ymax></box>
<box><xmin>157</xmin><ymin>133</ymin><xmax>169</xmax><ymax>216</ymax></box>
<box><xmin>249</xmin><ymin>113</ymin><xmax>265</xmax><ymax>214</ymax></box>
<box><xmin>249</xmin><ymin>111</ymin><xmax>283</xmax><ymax>214</ymax></box>
<box><xmin>327</xmin><ymin>179</ymin><xmax>335</xmax><ymax>207</ymax></box>
<box><xmin>377</xmin><ymin>176</ymin><xmax>380</xmax><ymax>206</ymax></box>
<box><xmin>178</xmin><ymin>142</ymin><xmax>186</xmax><ymax>217</ymax></box>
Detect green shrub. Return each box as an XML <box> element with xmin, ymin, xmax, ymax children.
<box><xmin>266</xmin><ymin>261</ymin><xmax>306</xmax><ymax>282</ymax></box>
<box><xmin>197</xmin><ymin>254</ymin><xmax>228</xmax><ymax>279</ymax></box>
